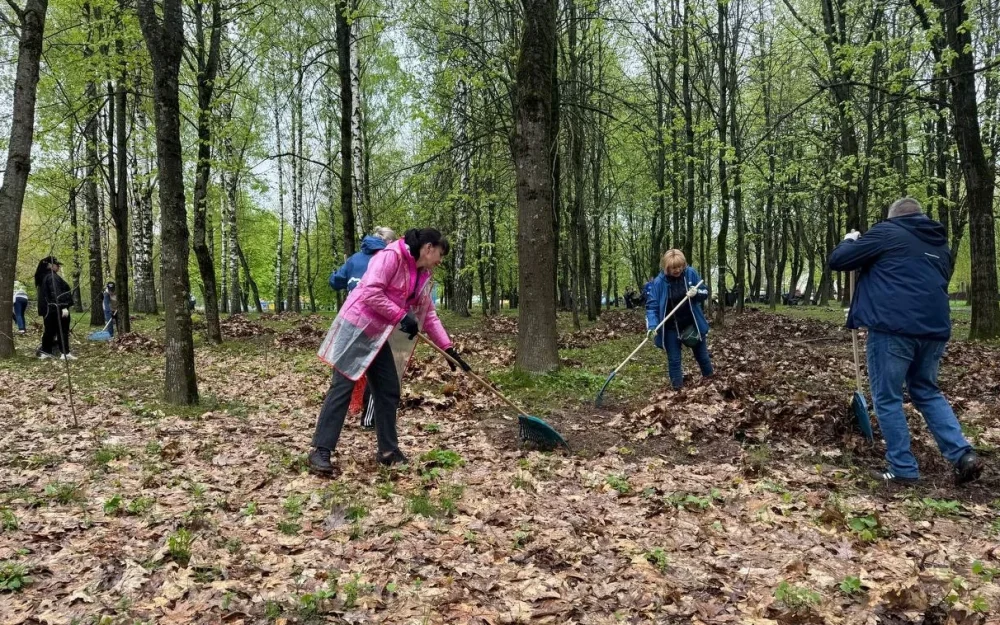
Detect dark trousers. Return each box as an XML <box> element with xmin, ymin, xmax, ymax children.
<box><xmin>41</xmin><ymin>310</ymin><xmax>70</xmax><ymax>355</ymax></box>
<box><xmin>13</xmin><ymin>298</ymin><xmax>27</xmax><ymax>331</ymax></box>
<box><xmin>313</xmin><ymin>342</ymin><xmax>401</xmax><ymax>454</ymax></box>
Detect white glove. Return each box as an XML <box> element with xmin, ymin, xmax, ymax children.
<box><xmin>61</xmin><ymin>308</ymin><xmax>69</xmax><ymax>318</ymax></box>
<box><xmin>686</xmin><ymin>286</ymin><xmax>699</xmax><ymax>299</ymax></box>
<box><xmin>844</xmin><ymin>230</ymin><xmax>860</xmax><ymax>241</ymax></box>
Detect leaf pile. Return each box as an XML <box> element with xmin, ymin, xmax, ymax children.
<box><xmin>559</xmin><ymin>309</ymin><xmax>647</xmax><ymax>349</ymax></box>
<box><xmin>481</xmin><ymin>315</ymin><xmax>518</xmax><ymax>335</ymax></box>
<box><xmin>108</xmin><ymin>332</ymin><xmax>163</xmax><ymax>354</ymax></box>
<box><xmin>272</xmin><ymin>323</ymin><xmax>327</xmax><ymax>351</ymax></box>
<box><xmin>219</xmin><ymin>315</ymin><xmax>274</xmax><ymax>339</ymax></box>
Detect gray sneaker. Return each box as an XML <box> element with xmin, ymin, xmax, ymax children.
<box><xmin>37</xmin><ymin>351</ymin><xmax>54</xmax><ymax>359</ymax></box>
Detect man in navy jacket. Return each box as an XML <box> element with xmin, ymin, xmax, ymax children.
<box><xmin>829</xmin><ymin>198</ymin><xmax>982</xmax><ymax>485</ymax></box>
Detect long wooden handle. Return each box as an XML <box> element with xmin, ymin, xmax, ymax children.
<box><xmin>417</xmin><ymin>334</ymin><xmax>529</xmax><ymax>417</ymax></box>
<box><xmin>850</xmin><ymin>272</ymin><xmax>863</xmax><ymax>393</ymax></box>
<box><xmin>610</xmin><ymin>279</ymin><xmax>705</xmax><ymax>376</ymax></box>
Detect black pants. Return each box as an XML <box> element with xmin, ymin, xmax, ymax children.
<box><xmin>41</xmin><ymin>309</ymin><xmax>70</xmax><ymax>355</ymax></box>
<box><xmin>313</xmin><ymin>342</ymin><xmax>401</xmax><ymax>455</ymax></box>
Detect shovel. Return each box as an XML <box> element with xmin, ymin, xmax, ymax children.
<box><xmin>418</xmin><ymin>334</ymin><xmax>570</xmax><ymax>452</ymax></box>
<box><xmin>595</xmin><ymin>280</ymin><xmax>704</xmax><ymax>406</ymax></box>
<box><xmin>849</xmin><ymin>272</ymin><xmax>874</xmax><ymax>442</ymax></box>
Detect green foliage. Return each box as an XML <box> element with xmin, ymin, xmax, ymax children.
<box><xmin>419</xmin><ymin>449</ymin><xmax>463</xmax><ymax>469</ymax></box>
<box><xmin>0</xmin><ymin>561</ymin><xmax>32</xmax><ymax>593</ymax></box>
<box><xmin>972</xmin><ymin>560</ymin><xmax>1000</xmax><ymax>582</ymax></box>
<box><xmin>283</xmin><ymin>494</ymin><xmax>307</xmax><ymax>519</ymax></box>
<box><xmin>277</xmin><ymin>521</ymin><xmax>301</xmax><ymax>536</ymax></box>
<box><xmin>774</xmin><ymin>581</ymin><xmax>821</xmax><ymax>609</ymax></box>
<box><xmin>605</xmin><ymin>474</ymin><xmax>630</xmax><ymax>494</ymax></box>
<box><xmin>44</xmin><ymin>481</ymin><xmax>85</xmax><ymax>505</ymax></box>
<box><xmin>168</xmin><ymin>528</ymin><xmax>194</xmax><ymax>566</ymax></box>
<box><xmin>847</xmin><ymin>514</ymin><xmax>888</xmax><ymax>542</ymax></box>
<box><xmin>240</xmin><ymin>501</ymin><xmax>259</xmax><ymax>517</ymax></box>
<box><xmin>665</xmin><ymin>492</ymin><xmax>712</xmax><ymax>511</ymax></box>
<box><xmin>103</xmin><ymin>494</ymin><xmax>123</xmax><ymax>516</ymax></box>
<box><xmin>0</xmin><ymin>508</ymin><xmax>17</xmax><ymax>532</ymax></box>
<box><xmin>92</xmin><ymin>444</ymin><xmax>129</xmax><ymax>468</ymax></box>
<box><xmin>126</xmin><ymin>496</ymin><xmax>155</xmax><ymax>516</ymax></box>
<box><xmin>838</xmin><ymin>576</ymin><xmax>863</xmax><ymax>596</ymax></box>
<box><xmin>911</xmin><ymin>498</ymin><xmax>963</xmax><ymax>517</ymax></box>
<box><xmin>644</xmin><ymin>548</ymin><xmax>670</xmax><ymax>573</ymax></box>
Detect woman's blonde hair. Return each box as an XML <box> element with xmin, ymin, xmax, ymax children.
<box><xmin>660</xmin><ymin>249</ymin><xmax>687</xmax><ymax>273</ymax></box>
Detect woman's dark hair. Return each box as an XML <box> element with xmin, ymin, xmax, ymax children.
<box><xmin>404</xmin><ymin>228</ymin><xmax>450</xmax><ymax>260</ymax></box>
<box><xmin>34</xmin><ymin>256</ymin><xmax>59</xmax><ymax>288</ymax></box>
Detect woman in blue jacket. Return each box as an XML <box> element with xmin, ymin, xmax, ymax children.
<box><xmin>645</xmin><ymin>249</ymin><xmax>713</xmax><ymax>389</ymax></box>
<box><xmin>330</xmin><ymin>227</ymin><xmax>396</xmax><ymax>292</ymax></box>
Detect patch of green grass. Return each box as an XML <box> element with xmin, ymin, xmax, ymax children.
<box><xmin>0</xmin><ymin>561</ymin><xmax>32</xmax><ymax>592</ymax></box>
<box><xmin>240</xmin><ymin>501</ymin><xmax>258</xmax><ymax>516</ymax></box>
<box><xmin>345</xmin><ymin>504</ymin><xmax>368</xmax><ymax>521</ymax></box>
<box><xmin>375</xmin><ymin>481</ymin><xmax>394</xmax><ymax>500</ymax></box>
<box><xmin>43</xmin><ymin>481</ymin><xmax>85</xmax><ymax>505</ymax></box>
<box><xmin>605</xmin><ymin>474</ymin><xmax>630</xmax><ymax>494</ymax></box>
<box><xmin>972</xmin><ymin>560</ymin><xmax>1000</xmax><ymax>582</ymax></box>
<box><xmin>909</xmin><ymin>497</ymin><xmax>963</xmax><ymax>517</ymax></box>
<box><xmin>645</xmin><ymin>548</ymin><xmax>670</xmax><ymax>573</ymax></box>
<box><xmin>144</xmin><ymin>441</ymin><xmax>162</xmax><ymax>456</ymax></box>
<box><xmin>407</xmin><ymin>491</ymin><xmax>437</xmax><ymax>517</ymax></box>
<box><xmin>420</xmin><ymin>449</ymin><xmax>463</xmax><ymax>469</ymax></box>
<box><xmin>283</xmin><ymin>494</ymin><xmax>307</xmax><ymax>519</ymax></box>
<box><xmin>664</xmin><ymin>492</ymin><xmax>711</xmax><ymax>511</ymax></box>
<box><xmin>92</xmin><ymin>444</ymin><xmax>129</xmax><ymax>468</ymax></box>
<box><xmin>20</xmin><ymin>453</ymin><xmax>62</xmax><ymax>469</ymax></box>
<box><xmin>512</xmin><ymin>528</ymin><xmax>533</xmax><ymax>550</ymax></box>
<box><xmin>847</xmin><ymin>513</ymin><xmax>889</xmax><ymax>542</ymax></box>
<box><xmin>125</xmin><ymin>496</ymin><xmax>155</xmax><ymax>516</ymax></box>
<box><xmin>774</xmin><ymin>580</ymin><xmax>821</xmax><ymax>609</ymax></box>
<box><xmin>277</xmin><ymin>521</ymin><xmax>301</xmax><ymax>536</ymax></box>
<box><xmin>438</xmin><ymin>485</ymin><xmax>464</xmax><ymax>516</ymax></box>
<box><xmin>0</xmin><ymin>508</ymin><xmax>17</xmax><ymax>532</ymax></box>
<box><xmin>838</xmin><ymin>576</ymin><xmax>863</xmax><ymax>596</ymax></box>
<box><xmin>422</xmin><ymin>423</ymin><xmax>441</xmax><ymax>433</ymax></box>
<box><xmin>167</xmin><ymin>528</ymin><xmax>194</xmax><ymax>566</ymax></box>
<box><xmin>744</xmin><ymin>443</ymin><xmax>772</xmax><ymax>474</ymax></box>
<box><xmin>103</xmin><ymin>494</ymin><xmax>123</xmax><ymax>516</ymax></box>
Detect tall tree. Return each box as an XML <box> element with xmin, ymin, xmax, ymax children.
<box><xmin>514</xmin><ymin>0</ymin><xmax>560</xmax><ymax>372</ymax></box>
<box><xmin>0</xmin><ymin>0</ymin><xmax>48</xmax><ymax>358</ymax></box>
<box><xmin>137</xmin><ymin>0</ymin><xmax>198</xmax><ymax>404</ymax></box>
<box><xmin>190</xmin><ymin>0</ymin><xmax>223</xmax><ymax>342</ymax></box>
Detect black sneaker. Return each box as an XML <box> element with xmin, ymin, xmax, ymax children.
<box><xmin>954</xmin><ymin>451</ymin><xmax>983</xmax><ymax>486</ymax></box>
<box><xmin>308</xmin><ymin>448</ymin><xmax>337</xmax><ymax>476</ymax></box>
<box><xmin>870</xmin><ymin>469</ymin><xmax>919</xmax><ymax>485</ymax></box>
<box><xmin>376</xmin><ymin>450</ymin><xmax>408</xmax><ymax>467</ymax></box>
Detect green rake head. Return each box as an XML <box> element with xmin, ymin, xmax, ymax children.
<box><xmin>518</xmin><ymin>415</ymin><xmax>571</xmax><ymax>452</ymax></box>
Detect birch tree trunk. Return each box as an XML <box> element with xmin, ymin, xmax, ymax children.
<box><xmin>130</xmin><ymin>106</ymin><xmax>157</xmax><ymax>314</ymax></box>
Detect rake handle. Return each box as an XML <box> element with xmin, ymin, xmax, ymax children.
<box><xmin>610</xmin><ymin>279</ymin><xmax>704</xmax><ymax>377</ymax></box>
<box><xmin>417</xmin><ymin>333</ymin><xmax>529</xmax><ymax>417</ymax></box>
<box><xmin>849</xmin><ymin>272</ymin><xmax>864</xmax><ymax>394</ymax></box>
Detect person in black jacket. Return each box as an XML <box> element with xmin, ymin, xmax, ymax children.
<box><xmin>828</xmin><ymin>198</ymin><xmax>982</xmax><ymax>485</ymax></box>
<box><xmin>33</xmin><ymin>256</ymin><xmax>76</xmax><ymax>360</ymax></box>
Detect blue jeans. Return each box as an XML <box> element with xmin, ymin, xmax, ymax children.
<box><xmin>663</xmin><ymin>327</ymin><xmax>713</xmax><ymax>389</ymax></box>
<box><xmin>13</xmin><ymin>298</ymin><xmax>27</xmax><ymax>331</ymax></box>
<box><xmin>866</xmin><ymin>330</ymin><xmax>971</xmax><ymax>479</ymax></box>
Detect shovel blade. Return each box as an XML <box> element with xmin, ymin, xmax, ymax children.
<box><xmin>852</xmin><ymin>391</ymin><xmax>873</xmax><ymax>442</ymax></box>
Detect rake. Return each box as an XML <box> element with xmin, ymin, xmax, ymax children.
<box><xmin>849</xmin><ymin>272</ymin><xmax>873</xmax><ymax>442</ymax></box>
<box><xmin>595</xmin><ymin>280</ymin><xmax>704</xmax><ymax>406</ymax></box>
<box><xmin>418</xmin><ymin>334</ymin><xmax>570</xmax><ymax>452</ymax></box>
<box><xmin>87</xmin><ymin>315</ymin><xmax>115</xmax><ymax>342</ymax></box>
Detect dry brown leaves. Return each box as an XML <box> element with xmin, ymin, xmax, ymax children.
<box><xmin>273</xmin><ymin>323</ymin><xmax>327</xmax><ymax>351</ymax></box>
<box><xmin>219</xmin><ymin>315</ymin><xmax>275</xmax><ymax>339</ymax></box>
<box><xmin>2</xmin><ymin>309</ymin><xmax>999</xmax><ymax>625</ymax></box>
<box><xmin>109</xmin><ymin>332</ymin><xmax>164</xmax><ymax>354</ymax></box>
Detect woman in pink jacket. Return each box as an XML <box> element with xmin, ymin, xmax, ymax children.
<box><xmin>309</xmin><ymin>228</ymin><xmax>471</xmax><ymax>475</ymax></box>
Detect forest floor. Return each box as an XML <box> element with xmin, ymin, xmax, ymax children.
<box><xmin>1</xmin><ymin>304</ymin><xmax>999</xmax><ymax>625</ymax></box>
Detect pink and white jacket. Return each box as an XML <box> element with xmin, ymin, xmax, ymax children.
<box><xmin>318</xmin><ymin>239</ymin><xmax>452</xmax><ymax>380</ymax></box>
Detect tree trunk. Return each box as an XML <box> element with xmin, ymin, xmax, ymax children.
<box><xmin>111</xmin><ymin>15</ymin><xmax>130</xmax><ymax>332</ymax></box>
<box><xmin>286</xmin><ymin>64</ymin><xmax>303</xmax><ymax>313</ymax></box>
<box><xmin>236</xmin><ymin>241</ymin><xmax>262</xmax><ymax>313</ymax></box>
<box><xmin>0</xmin><ymin>0</ymin><xmax>48</xmax><ymax>358</ymax></box>
<box><xmin>938</xmin><ymin>0</ymin><xmax>1000</xmax><ymax>338</ymax></box>
<box><xmin>273</xmin><ymin>89</ymin><xmax>285</xmax><ymax>311</ymax></box>
<box><xmin>682</xmin><ymin>0</ymin><xmax>695</xmax><ymax>260</ymax></box>
<box><xmin>137</xmin><ymin>0</ymin><xmax>199</xmax><ymax>404</ymax></box>
<box><xmin>191</xmin><ymin>0</ymin><xmax>223</xmax><ymax>341</ymax></box>
<box><xmin>350</xmin><ymin>12</ymin><xmax>369</xmax><ymax>234</ymax></box>
<box><xmin>513</xmin><ymin>0</ymin><xmax>560</xmax><ymax>372</ymax></box>
<box><xmin>130</xmin><ymin>107</ymin><xmax>157</xmax><ymax>313</ymax></box>
<box><xmin>336</xmin><ymin>0</ymin><xmax>357</xmax><ymax>258</ymax></box>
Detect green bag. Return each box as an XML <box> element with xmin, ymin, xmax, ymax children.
<box><xmin>679</xmin><ymin>324</ymin><xmax>702</xmax><ymax>347</ymax></box>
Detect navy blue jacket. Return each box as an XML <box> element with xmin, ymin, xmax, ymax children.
<box><xmin>646</xmin><ymin>266</ymin><xmax>710</xmax><ymax>348</ymax></box>
<box><xmin>828</xmin><ymin>214</ymin><xmax>951</xmax><ymax>340</ymax></box>
<box><xmin>329</xmin><ymin>236</ymin><xmax>388</xmax><ymax>291</ymax></box>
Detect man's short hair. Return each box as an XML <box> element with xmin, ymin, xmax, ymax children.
<box><xmin>888</xmin><ymin>197</ymin><xmax>922</xmax><ymax>219</ymax></box>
